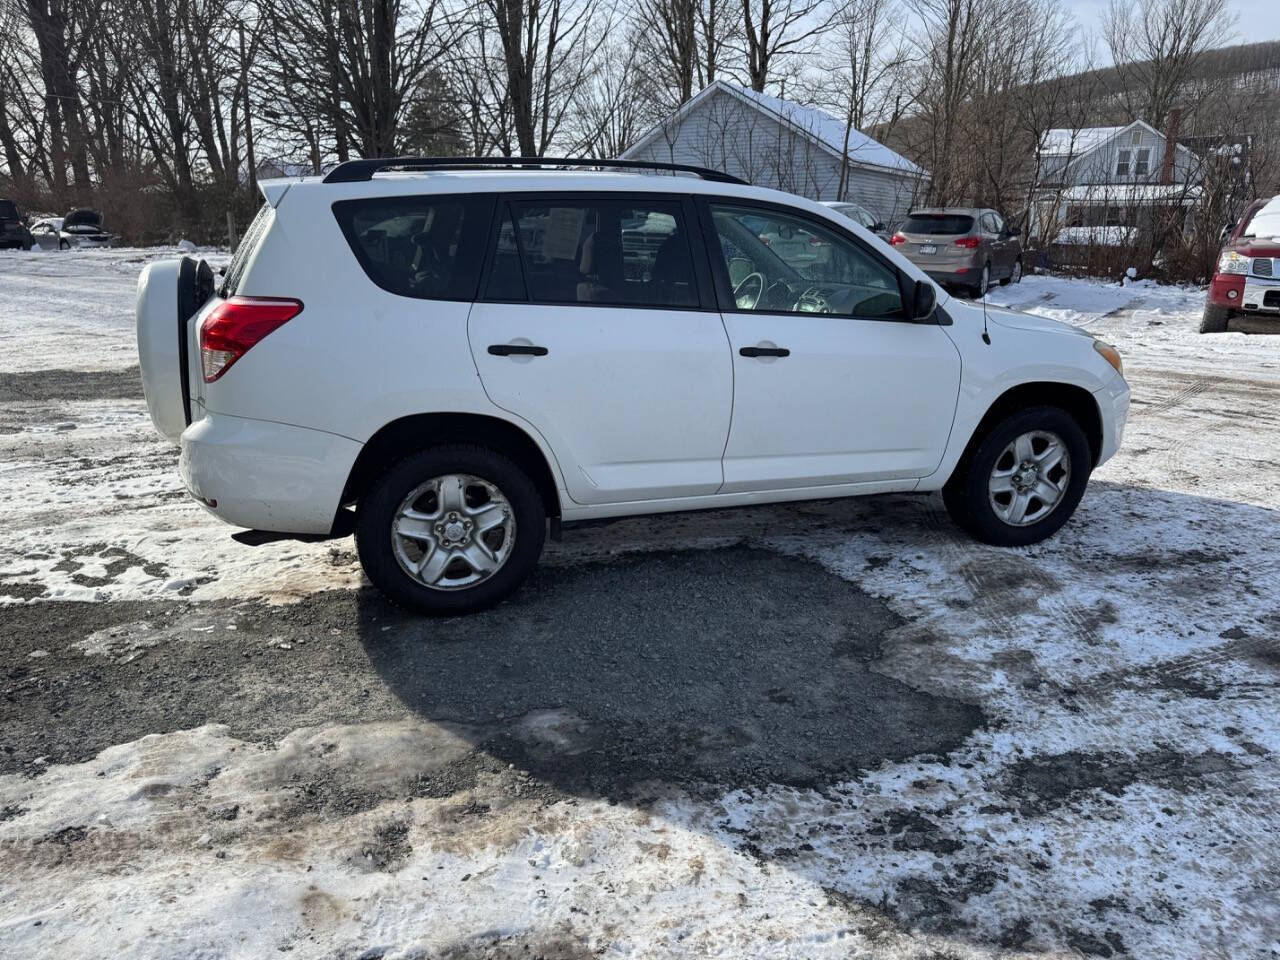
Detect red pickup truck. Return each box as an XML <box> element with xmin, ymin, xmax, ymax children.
<box><xmin>1202</xmin><ymin>195</ymin><xmax>1280</xmax><ymax>332</ymax></box>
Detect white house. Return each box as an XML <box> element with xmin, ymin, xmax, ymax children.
<box><xmin>621</xmin><ymin>81</ymin><xmax>928</xmax><ymax>227</ymax></box>
<box><xmin>1032</xmin><ymin>119</ymin><xmax>1204</xmax><ymax>244</ymax></box>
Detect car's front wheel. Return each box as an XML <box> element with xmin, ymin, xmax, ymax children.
<box><xmin>355</xmin><ymin>445</ymin><xmax>546</xmax><ymax>614</ymax></box>
<box><xmin>1000</xmin><ymin>259</ymin><xmax>1023</xmax><ymax>286</ymax></box>
<box><xmin>943</xmin><ymin>406</ymin><xmax>1091</xmax><ymax>547</ymax></box>
<box><xmin>1199</xmin><ymin>303</ymin><xmax>1231</xmax><ymax>333</ymax></box>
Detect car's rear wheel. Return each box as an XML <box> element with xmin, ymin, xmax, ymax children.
<box><xmin>356</xmin><ymin>445</ymin><xmax>545</xmax><ymax>615</ymax></box>
<box><xmin>970</xmin><ymin>263</ymin><xmax>990</xmax><ymax>299</ymax></box>
<box><xmin>1199</xmin><ymin>303</ymin><xmax>1231</xmax><ymax>333</ymax></box>
<box><xmin>943</xmin><ymin>406</ymin><xmax>1091</xmax><ymax>547</ymax></box>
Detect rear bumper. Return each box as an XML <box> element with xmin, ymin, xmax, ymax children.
<box><xmin>1093</xmin><ymin>373</ymin><xmax>1130</xmax><ymax>467</ymax></box>
<box><xmin>180</xmin><ymin>410</ymin><xmax>361</xmax><ymax>534</ymax></box>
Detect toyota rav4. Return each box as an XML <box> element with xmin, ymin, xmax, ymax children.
<box><xmin>136</xmin><ymin>158</ymin><xmax>1129</xmax><ymax>614</ymax></box>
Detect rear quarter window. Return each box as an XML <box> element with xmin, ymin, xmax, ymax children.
<box><xmin>332</xmin><ymin>195</ymin><xmax>494</xmax><ymax>301</ymax></box>
<box><xmin>220</xmin><ymin>204</ymin><xmax>274</xmax><ymax>297</ymax></box>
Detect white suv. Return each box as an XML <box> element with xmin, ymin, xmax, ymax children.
<box><xmin>136</xmin><ymin>158</ymin><xmax>1129</xmax><ymax>614</ymax></box>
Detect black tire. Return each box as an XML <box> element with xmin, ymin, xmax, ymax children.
<box><xmin>1000</xmin><ymin>258</ymin><xmax>1023</xmax><ymax>286</ymax></box>
<box><xmin>59</xmin><ymin>239</ymin><xmax>69</xmax><ymax>250</ymax></box>
<box><xmin>969</xmin><ymin>262</ymin><xmax>991</xmax><ymax>299</ymax></box>
<box><xmin>1199</xmin><ymin>303</ymin><xmax>1231</xmax><ymax>333</ymax></box>
<box><xmin>942</xmin><ymin>405</ymin><xmax>1092</xmax><ymax>547</ymax></box>
<box><xmin>355</xmin><ymin>445</ymin><xmax>546</xmax><ymax>615</ymax></box>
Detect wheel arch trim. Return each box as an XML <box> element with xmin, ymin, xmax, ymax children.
<box><xmin>341</xmin><ymin>411</ymin><xmax>565</xmax><ymax>519</ymax></box>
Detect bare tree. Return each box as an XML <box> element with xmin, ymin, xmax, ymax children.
<box><xmin>633</xmin><ymin>0</ymin><xmax>698</xmax><ymax>106</ymax></box>
<box><xmin>570</xmin><ymin>39</ymin><xmax>651</xmax><ymax>156</ymax></box>
<box><xmin>906</xmin><ymin>0</ymin><xmax>992</xmax><ymax>204</ymax></box>
<box><xmin>262</xmin><ymin>0</ymin><xmax>452</xmax><ymax>160</ymax></box>
<box><xmin>1103</xmin><ymin>0</ymin><xmax>1236</xmax><ymax>126</ymax></box>
<box><xmin>809</xmin><ymin>0</ymin><xmax>913</xmax><ymax>199</ymax></box>
<box><xmin>481</xmin><ymin>0</ymin><xmax>602</xmax><ymax>156</ymax></box>
<box><xmin>738</xmin><ymin>0</ymin><xmax>833</xmax><ymax>92</ymax></box>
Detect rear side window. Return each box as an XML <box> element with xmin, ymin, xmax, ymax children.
<box><xmin>489</xmin><ymin>198</ymin><xmax>698</xmax><ymax>308</ymax></box>
<box><xmin>220</xmin><ymin>203</ymin><xmax>273</xmax><ymax>297</ymax></box>
<box><xmin>0</xmin><ymin>200</ymin><xmax>18</xmax><ymax>219</ymax></box>
<box><xmin>904</xmin><ymin>214</ymin><xmax>974</xmax><ymax>235</ymax></box>
<box><xmin>333</xmin><ymin>195</ymin><xmax>494</xmax><ymax>300</ymax></box>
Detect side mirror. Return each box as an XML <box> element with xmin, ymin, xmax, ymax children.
<box><xmin>910</xmin><ymin>279</ymin><xmax>937</xmax><ymax>322</ymax></box>
<box><xmin>872</xmin><ymin>221</ymin><xmax>886</xmax><ymax>233</ymax></box>
<box><xmin>1006</xmin><ymin>225</ymin><xmax>1021</xmax><ymax>237</ymax></box>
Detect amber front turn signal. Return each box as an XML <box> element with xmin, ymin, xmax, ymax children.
<box><xmin>1093</xmin><ymin>340</ymin><xmax>1123</xmax><ymax>376</ymax></box>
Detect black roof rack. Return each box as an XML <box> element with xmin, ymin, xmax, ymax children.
<box><xmin>321</xmin><ymin>156</ymin><xmax>747</xmax><ymax>185</ymax></box>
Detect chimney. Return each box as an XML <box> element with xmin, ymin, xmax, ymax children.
<box><xmin>1160</xmin><ymin>107</ymin><xmax>1182</xmax><ymax>184</ymax></box>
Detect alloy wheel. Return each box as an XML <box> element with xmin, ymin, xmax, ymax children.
<box><xmin>987</xmin><ymin>430</ymin><xmax>1071</xmax><ymax>526</ymax></box>
<box><xmin>390</xmin><ymin>474</ymin><xmax>516</xmax><ymax>590</ymax></box>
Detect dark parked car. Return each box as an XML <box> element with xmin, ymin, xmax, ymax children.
<box><xmin>0</xmin><ymin>198</ymin><xmax>34</xmax><ymax>250</ymax></box>
<box><xmin>890</xmin><ymin>207</ymin><xmax>1023</xmax><ymax>298</ymax></box>
<box><xmin>821</xmin><ymin>200</ymin><xmax>891</xmax><ymax>241</ymax></box>
<box><xmin>1201</xmin><ymin>194</ymin><xmax>1280</xmax><ymax>333</ymax></box>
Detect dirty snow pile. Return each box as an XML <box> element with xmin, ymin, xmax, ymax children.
<box><xmin>1</xmin><ymin>253</ymin><xmax>1279</xmax><ymax>959</ymax></box>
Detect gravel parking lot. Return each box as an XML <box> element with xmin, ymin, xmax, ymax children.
<box><xmin>1</xmin><ymin>249</ymin><xmax>1278</xmax><ymax>958</ymax></box>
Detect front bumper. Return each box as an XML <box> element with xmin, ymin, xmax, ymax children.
<box><xmin>1093</xmin><ymin>373</ymin><xmax>1130</xmax><ymax>467</ymax></box>
<box><xmin>1241</xmin><ymin>276</ymin><xmax>1280</xmax><ymax>314</ymax></box>
<box><xmin>180</xmin><ymin>410</ymin><xmax>362</xmax><ymax>534</ymax></box>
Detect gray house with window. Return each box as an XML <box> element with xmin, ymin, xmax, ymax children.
<box><xmin>620</xmin><ymin>81</ymin><xmax>928</xmax><ymax>227</ymax></box>
<box><xmin>1031</xmin><ymin>119</ymin><xmax>1203</xmax><ymax>244</ymax></box>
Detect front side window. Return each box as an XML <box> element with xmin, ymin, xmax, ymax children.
<box><xmin>333</xmin><ymin>194</ymin><xmax>493</xmax><ymax>300</ymax></box>
<box><xmin>708</xmin><ymin>203</ymin><xmax>904</xmax><ymax>319</ymax></box>
<box><xmin>496</xmin><ymin>198</ymin><xmax>698</xmax><ymax>308</ymax></box>
<box><xmin>1116</xmin><ymin>150</ymin><xmax>1131</xmax><ymax>177</ymax></box>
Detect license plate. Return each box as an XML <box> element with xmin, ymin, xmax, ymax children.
<box><xmin>918</xmin><ymin>244</ymin><xmax>937</xmax><ymax>255</ymax></box>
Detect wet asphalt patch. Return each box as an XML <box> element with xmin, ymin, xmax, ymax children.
<box><xmin>0</xmin><ymin>546</ymin><xmax>984</xmax><ymax>797</ymax></box>
<box><xmin>0</xmin><ymin>366</ymin><xmax>142</xmax><ymax>403</ymax></box>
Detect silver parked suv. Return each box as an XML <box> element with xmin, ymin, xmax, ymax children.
<box><xmin>890</xmin><ymin>208</ymin><xmax>1023</xmax><ymax>298</ymax></box>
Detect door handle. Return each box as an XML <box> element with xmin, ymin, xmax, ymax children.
<box><xmin>739</xmin><ymin>345</ymin><xmax>790</xmax><ymax>358</ymax></box>
<box><xmin>488</xmin><ymin>343</ymin><xmax>548</xmax><ymax>357</ymax></box>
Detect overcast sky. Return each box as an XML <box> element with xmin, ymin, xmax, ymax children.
<box><xmin>1064</xmin><ymin>0</ymin><xmax>1280</xmax><ymax>59</ymax></box>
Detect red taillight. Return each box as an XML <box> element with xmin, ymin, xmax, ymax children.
<box><xmin>954</xmin><ymin>236</ymin><xmax>982</xmax><ymax>249</ymax></box>
<box><xmin>199</xmin><ymin>297</ymin><xmax>303</xmax><ymax>383</ymax></box>
<box><xmin>889</xmin><ymin>233</ymin><xmax>907</xmax><ymax>246</ymax></box>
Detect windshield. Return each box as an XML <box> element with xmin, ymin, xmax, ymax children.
<box><xmin>1243</xmin><ymin>201</ymin><xmax>1280</xmax><ymax>239</ymax></box>
<box><xmin>0</xmin><ymin>200</ymin><xmax>18</xmax><ymax>220</ymax></box>
<box><xmin>904</xmin><ymin>214</ymin><xmax>973</xmax><ymax>235</ymax></box>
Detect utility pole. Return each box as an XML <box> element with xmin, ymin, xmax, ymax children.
<box><xmin>240</xmin><ymin>22</ymin><xmax>257</xmax><ymax>204</ymax></box>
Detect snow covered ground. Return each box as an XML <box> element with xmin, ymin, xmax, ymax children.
<box><xmin>1</xmin><ymin>253</ymin><xmax>1278</xmax><ymax>959</ymax></box>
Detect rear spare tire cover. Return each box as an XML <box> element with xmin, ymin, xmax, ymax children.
<box><xmin>137</xmin><ymin>258</ymin><xmax>200</xmax><ymax>442</ymax></box>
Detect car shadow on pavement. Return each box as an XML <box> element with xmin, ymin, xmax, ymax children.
<box><xmin>354</xmin><ymin>543</ymin><xmax>985</xmax><ymax>798</ymax></box>
<box><xmin>349</xmin><ymin>482</ymin><xmax>1280</xmax><ymax>953</ymax></box>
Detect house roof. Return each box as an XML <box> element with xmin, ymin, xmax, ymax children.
<box><xmin>621</xmin><ymin>81</ymin><xmax>926</xmax><ymax>178</ymax></box>
<box><xmin>1041</xmin><ymin>125</ymin><xmax>1129</xmax><ymax>157</ymax></box>
<box><xmin>1041</xmin><ymin>119</ymin><xmax>1199</xmax><ymax>167</ymax></box>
